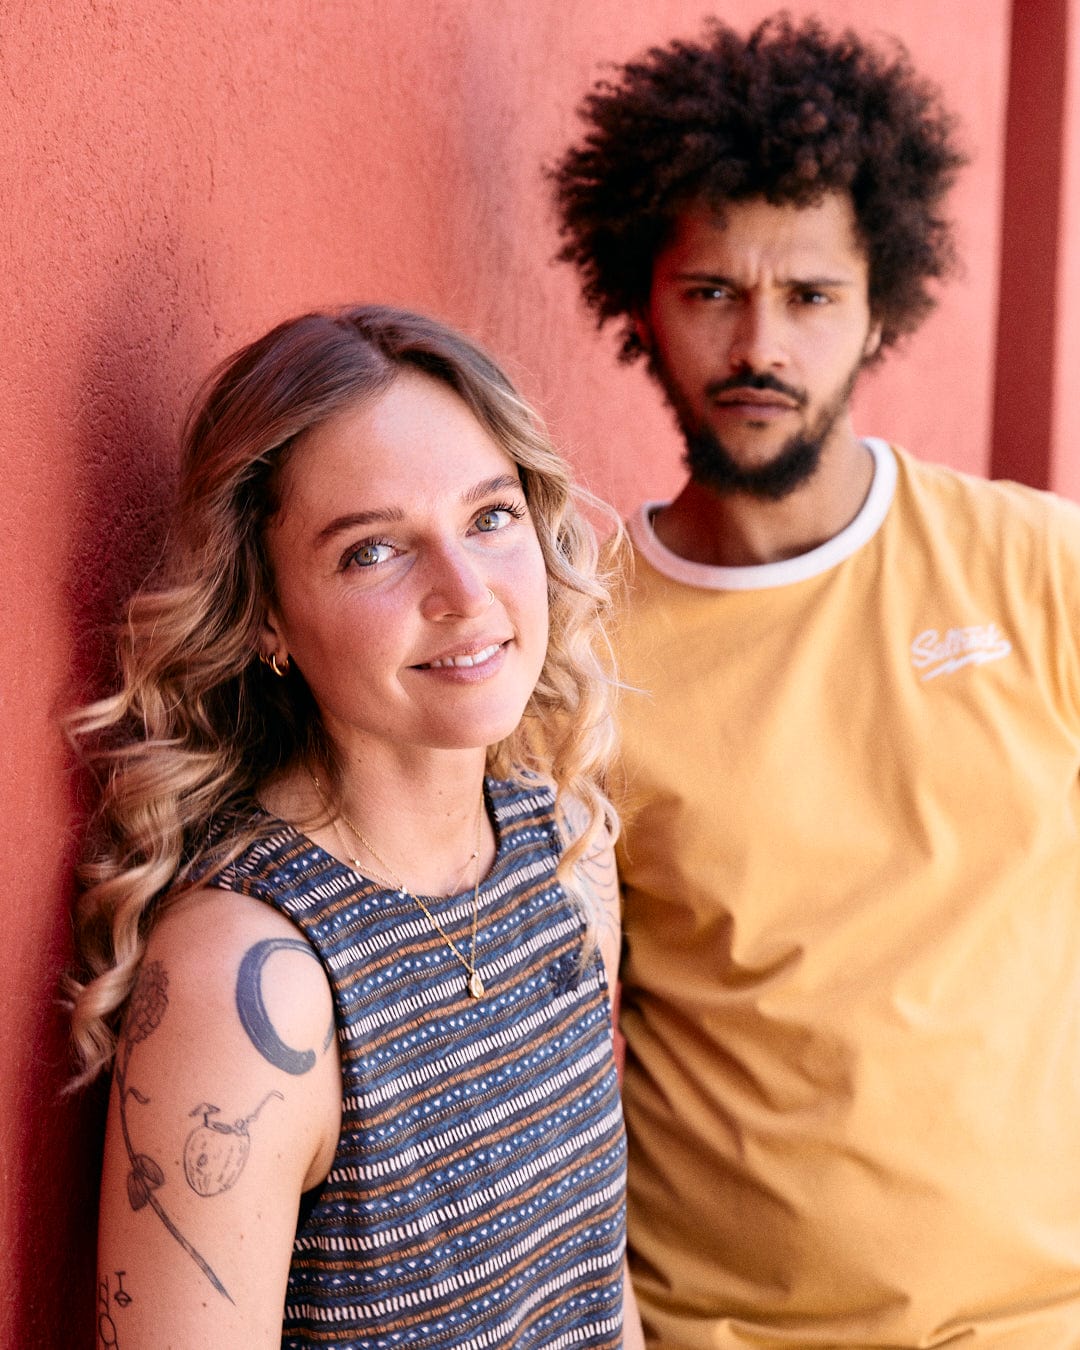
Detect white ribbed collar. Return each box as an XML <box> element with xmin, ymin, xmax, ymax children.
<box><xmin>627</xmin><ymin>437</ymin><xmax>897</xmax><ymax>592</ymax></box>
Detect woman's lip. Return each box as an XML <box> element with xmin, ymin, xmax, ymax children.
<box><xmin>415</xmin><ymin>640</ymin><xmax>506</xmax><ymax>670</ymax></box>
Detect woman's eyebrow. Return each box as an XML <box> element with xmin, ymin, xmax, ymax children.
<box><xmin>315</xmin><ymin>505</ymin><xmax>405</xmax><ymax>544</ymax></box>
<box><xmin>462</xmin><ymin>473</ymin><xmax>523</xmax><ymax>506</ymax></box>
<box><xmin>313</xmin><ymin>475</ymin><xmax>522</xmax><ymax>546</ymax></box>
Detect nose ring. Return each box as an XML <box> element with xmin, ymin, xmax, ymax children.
<box><xmin>486</xmin><ymin>588</ymin><xmax>495</xmax><ymax>606</ymax></box>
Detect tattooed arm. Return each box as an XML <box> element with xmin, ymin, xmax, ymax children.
<box><xmin>561</xmin><ymin>797</ymin><xmax>622</xmax><ymax>997</ymax></box>
<box><xmin>96</xmin><ymin>889</ymin><xmax>341</xmax><ymax>1348</ymax></box>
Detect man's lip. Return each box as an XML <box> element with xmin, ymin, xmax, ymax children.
<box><xmin>414</xmin><ymin>639</ymin><xmax>509</xmax><ymax>670</ymax></box>
<box><xmin>713</xmin><ymin>389</ymin><xmax>800</xmax><ymax>409</ymax></box>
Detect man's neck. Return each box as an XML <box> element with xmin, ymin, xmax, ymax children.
<box><xmin>653</xmin><ymin>430</ymin><xmax>875</xmax><ymax>568</ymax></box>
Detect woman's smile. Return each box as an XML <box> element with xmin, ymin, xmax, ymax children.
<box><xmin>416</xmin><ymin>638</ymin><xmax>508</xmax><ymax>671</ymax></box>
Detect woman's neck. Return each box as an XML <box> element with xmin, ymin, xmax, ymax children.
<box><xmin>263</xmin><ymin>747</ymin><xmax>495</xmax><ymax>897</ymax></box>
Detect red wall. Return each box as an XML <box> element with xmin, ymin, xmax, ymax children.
<box><xmin>1052</xmin><ymin>4</ymin><xmax>1080</xmax><ymax>500</ymax></box>
<box><xmin>0</xmin><ymin>1</ymin><xmax>1068</xmax><ymax>1342</ymax></box>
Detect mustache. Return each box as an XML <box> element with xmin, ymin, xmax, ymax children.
<box><xmin>705</xmin><ymin>373</ymin><xmax>807</xmax><ymax>406</ymax></box>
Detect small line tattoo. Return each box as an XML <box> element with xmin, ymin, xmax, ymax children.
<box><xmin>97</xmin><ymin>1272</ymin><xmax>119</xmax><ymax>1348</ymax></box>
<box><xmin>572</xmin><ymin>823</ymin><xmax>620</xmax><ymax>935</ymax></box>
<box><xmin>116</xmin><ymin>961</ymin><xmax>233</xmax><ymax>1303</ymax></box>
<box><xmin>97</xmin><ymin>1269</ymin><xmax>132</xmax><ymax>1347</ymax></box>
<box><xmin>113</xmin><ymin>1271</ymin><xmax>132</xmax><ymax>1308</ymax></box>
<box><xmin>236</xmin><ymin>938</ymin><xmax>334</xmax><ymax>1073</ymax></box>
<box><xmin>184</xmin><ymin>1090</ymin><xmax>283</xmax><ymax>1196</ymax></box>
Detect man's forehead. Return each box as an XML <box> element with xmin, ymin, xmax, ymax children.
<box><xmin>658</xmin><ymin>192</ymin><xmax>868</xmax><ymax>272</ymax></box>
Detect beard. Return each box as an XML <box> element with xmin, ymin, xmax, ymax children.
<box><xmin>656</xmin><ymin>361</ymin><xmax>863</xmax><ymax>503</ymax></box>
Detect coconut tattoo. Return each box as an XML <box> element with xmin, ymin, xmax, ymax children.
<box><xmin>184</xmin><ymin>1092</ymin><xmax>283</xmax><ymax>1198</ymax></box>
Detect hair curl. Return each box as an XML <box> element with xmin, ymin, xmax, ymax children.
<box><xmin>552</xmin><ymin>11</ymin><xmax>967</xmax><ymax>359</ymax></box>
<box><xmin>68</xmin><ymin>305</ymin><xmax>621</xmax><ymax>1082</ymax></box>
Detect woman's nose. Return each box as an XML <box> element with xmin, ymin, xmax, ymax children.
<box><xmin>419</xmin><ymin>548</ymin><xmax>492</xmax><ymax>621</ymax></box>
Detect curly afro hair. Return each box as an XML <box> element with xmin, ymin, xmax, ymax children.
<box><xmin>551</xmin><ymin>12</ymin><xmax>967</xmax><ymax>361</ymax></box>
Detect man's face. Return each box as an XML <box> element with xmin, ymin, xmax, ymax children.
<box><xmin>638</xmin><ymin>193</ymin><xmax>883</xmax><ymax>500</ymax></box>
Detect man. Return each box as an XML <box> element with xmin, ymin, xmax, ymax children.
<box><xmin>552</xmin><ymin>14</ymin><xmax>1080</xmax><ymax>1348</ymax></box>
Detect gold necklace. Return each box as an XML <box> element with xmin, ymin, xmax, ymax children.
<box><xmin>309</xmin><ymin>772</ymin><xmax>487</xmax><ymax>1000</ymax></box>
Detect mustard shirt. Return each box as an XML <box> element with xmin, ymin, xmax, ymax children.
<box><xmin>616</xmin><ymin>440</ymin><xmax>1080</xmax><ymax>1348</ymax></box>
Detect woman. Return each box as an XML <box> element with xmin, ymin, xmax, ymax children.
<box><xmin>70</xmin><ymin>306</ymin><xmax>643</xmax><ymax>1347</ymax></box>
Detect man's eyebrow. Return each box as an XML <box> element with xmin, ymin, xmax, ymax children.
<box><xmin>674</xmin><ymin>269</ymin><xmax>854</xmax><ymax>288</ymax></box>
<box><xmin>313</xmin><ymin>474</ymin><xmax>524</xmax><ymax>546</ymax></box>
<box><xmin>785</xmin><ymin>275</ymin><xmax>854</xmax><ymax>289</ymax></box>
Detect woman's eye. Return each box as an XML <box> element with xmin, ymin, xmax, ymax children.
<box><xmin>347</xmin><ymin>541</ymin><xmax>394</xmax><ymax>568</ymax></box>
<box><xmin>474</xmin><ymin>504</ymin><xmax>523</xmax><ymax>533</ymax></box>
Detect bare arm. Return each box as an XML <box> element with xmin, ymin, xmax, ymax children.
<box><xmin>96</xmin><ymin>889</ymin><xmax>341</xmax><ymax>1348</ymax></box>
<box><xmin>561</xmin><ymin>798</ymin><xmax>622</xmax><ymax>998</ymax></box>
<box><xmin>559</xmin><ymin>801</ymin><xmax>645</xmax><ymax>1346</ymax></box>
<box><xmin>622</xmin><ymin>1257</ymin><xmax>647</xmax><ymax>1349</ymax></box>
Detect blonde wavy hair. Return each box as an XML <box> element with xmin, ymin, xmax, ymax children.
<box><xmin>69</xmin><ymin>304</ymin><xmax>621</xmax><ymax>1083</ymax></box>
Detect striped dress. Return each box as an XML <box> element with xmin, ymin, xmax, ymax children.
<box><xmin>210</xmin><ymin>777</ymin><xmax>626</xmax><ymax>1348</ymax></box>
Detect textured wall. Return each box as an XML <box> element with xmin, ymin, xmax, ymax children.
<box><xmin>1053</xmin><ymin>5</ymin><xmax>1080</xmax><ymax>500</ymax></box>
<box><xmin>0</xmin><ymin>1</ymin><xmax>1017</xmax><ymax>1343</ymax></box>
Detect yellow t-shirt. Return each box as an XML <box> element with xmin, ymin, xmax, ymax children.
<box><xmin>615</xmin><ymin>441</ymin><xmax>1080</xmax><ymax>1348</ymax></box>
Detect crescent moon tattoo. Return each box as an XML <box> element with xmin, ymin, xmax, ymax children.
<box><xmin>235</xmin><ymin>938</ymin><xmax>330</xmax><ymax>1074</ymax></box>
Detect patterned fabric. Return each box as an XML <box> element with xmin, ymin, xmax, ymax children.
<box><xmin>210</xmin><ymin>778</ymin><xmax>626</xmax><ymax>1349</ymax></box>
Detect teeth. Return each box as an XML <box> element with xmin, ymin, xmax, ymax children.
<box><xmin>428</xmin><ymin>643</ymin><xmax>501</xmax><ymax>669</ymax></box>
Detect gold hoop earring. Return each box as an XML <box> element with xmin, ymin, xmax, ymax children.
<box><xmin>259</xmin><ymin>651</ymin><xmax>290</xmax><ymax>677</ymax></box>
<box><xmin>486</xmin><ymin>588</ymin><xmax>495</xmax><ymax>606</ymax></box>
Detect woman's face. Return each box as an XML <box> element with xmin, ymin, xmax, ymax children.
<box><xmin>262</xmin><ymin>370</ymin><xmax>550</xmax><ymax>769</ymax></box>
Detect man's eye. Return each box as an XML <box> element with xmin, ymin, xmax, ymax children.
<box><xmin>796</xmin><ymin>290</ymin><xmax>830</xmax><ymax>305</ymax></box>
<box><xmin>348</xmin><ymin>541</ymin><xmax>394</xmax><ymax>568</ymax></box>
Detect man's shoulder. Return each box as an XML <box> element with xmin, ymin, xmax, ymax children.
<box><xmin>895</xmin><ymin>446</ymin><xmax>1080</xmax><ymax>544</ymax></box>
<box><xmin>895</xmin><ymin>444</ymin><xmax>1079</xmax><ymax>515</ymax></box>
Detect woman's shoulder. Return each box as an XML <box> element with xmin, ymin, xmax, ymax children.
<box><xmin>191</xmin><ymin>803</ymin><xmax>345</xmax><ymax>912</ymax></box>
<box><xmin>486</xmin><ymin>771</ymin><xmax>558</xmax><ymax>830</ymax></box>
<box><xmin>143</xmin><ymin>888</ymin><xmax>336</xmax><ymax>1084</ymax></box>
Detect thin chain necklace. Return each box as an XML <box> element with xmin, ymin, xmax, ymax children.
<box><xmin>309</xmin><ymin>772</ymin><xmax>487</xmax><ymax>1000</ymax></box>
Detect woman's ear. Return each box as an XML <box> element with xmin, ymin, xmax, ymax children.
<box><xmin>259</xmin><ymin>607</ymin><xmax>286</xmax><ymax>666</ymax></box>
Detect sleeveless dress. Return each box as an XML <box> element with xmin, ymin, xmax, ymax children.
<box><xmin>209</xmin><ymin>777</ymin><xmax>626</xmax><ymax>1349</ymax></box>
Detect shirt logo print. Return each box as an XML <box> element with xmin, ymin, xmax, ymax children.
<box><xmin>910</xmin><ymin>623</ymin><xmax>1013</xmax><ymax>681</ymax></box>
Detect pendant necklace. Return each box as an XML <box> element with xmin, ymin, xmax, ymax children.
<box><xmin>309</xmin><ymin>772</ymin><xmax>487</xmax><ymax>1000</ymax></box>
